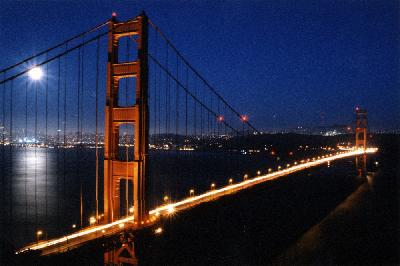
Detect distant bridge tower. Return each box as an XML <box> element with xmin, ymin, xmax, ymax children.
<box><xmin>355</xmin><ymin>107</ymin><xmax>367</xmax><ymax>150</ymax></box>
<box><xmin>355</xmin><ymin>107</ymin><xmax>367</xmax><ymax>177</ymax></box>
<box><xmin>103</xmin><ymin>12</ymin><xmax>149</xmax><ymax>226</ymax></box>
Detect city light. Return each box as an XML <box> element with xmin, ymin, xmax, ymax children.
<box><xmin>217</xmin><ymin>115</ymin><xmax>224</xmax><ymax>122</ymax></box>
<box><xmin>229</xmin><ymin>178</ymin><xmax>233</xmax><ymax>185</ymax></box>
<box><xmin>155</xmin><ymin>227</ymin><xmax>163</xmax><ymax>234</ymax></box>
<box><xmin>129</xmin><ymin>206</ymin><xmax>134</xmax><ymax>213</ymax></box>
<box><xmin>163</xmin><ymin>195</ymin><xmax>169</xmax><ymax>202</ymax></box>
<box><xmin>28</xmin><ymin>66</ymin><xmax>43</xmax><ymax>80</ymax></box>
<box><xmin>72</xmin><ymin>224</ymin><xmax>76</xmax><ymax>229</ymax></box>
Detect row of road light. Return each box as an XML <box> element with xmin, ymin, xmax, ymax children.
<box><xmin>34</xmin><ymin>150</ymin><xmax>369</xmax><ymax>243</ymax></box>
<box><xmin>161</xmin><ymin>151</ymin><xmax>345</xmax><ymax>204</ymax></box>
<box><xmin>26</xmin><ymin>148</ymin><xmax>377</xmax><ymax>253</ymax></box>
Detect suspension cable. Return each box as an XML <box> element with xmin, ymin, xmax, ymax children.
<box><xmin>194</xmin><ymin>77</ymin><xmax>197</xmax><ymax>138</ymax></box>
<box><xmin>34</xmin><ymin>79</ymin><xmax>38</xmax><ymax>229</ymax></box>
<box><xmin>0</xmin><ymin>32</ymin><xmax>108</xmax><ymax>86</ymax></box>
<box><xmin>0</xmin><ymin>19</ymin><xmax>110</xmax><ymax>74</ymax></box>
<box><xmin>148</xmin><ymin>54</ymin><xmax>239</xmax><ymax>135</ymax></box>
<box><xmin>185</xmin><ymin>66</ymin><xmax>188</xmax><ymax>139</ymax></box>
<box><xmin>77</xmin><ymin>46</ymin><xmax>83</xmax><ymax>228</ymax></box>
<box><xmin>1</xmin><ymin>72</ymin><xmax>5</xmax><ymax>224</ymax></box>
<box><xmin>148</xmin><ymin>20</ymin><xmax>259</xmax><ymax>133</ymax></box>
<box><xmin>165</xmin><ymin>42</ymin><xmax>169</xmax><ymax>136</ymax></box>
<box><xmin>24</xmin><ymin>80</ymin><xmax>28</xmax><ymax>234</ymax></box>
<box><xmin>175</xmin><ymin>54</ymin><xmax>179</xmax><ymax>148</ymax></box>
<box><xmin>95</xmin><ymin>38</ymin><xmax>100</xmax><ymax>223</ymax></box>
<box><xmin>63</xmin><ymin>43</ymin><xmax>68</xmax><ymax>226</ymax></box>
<box><xmin>153</xmin><ymin>27</ymin><xmax>158</xmax><ymax>144</ymax></box>
<box><xmin>9</xmin><ymin>79</ymin><xmax>13</xmax><ymax>224</ymax></box>
<box><xmin>45</xmin><ymin>53</ymin><xmax>49</xmax><ymax>226</ymax></box>
<box><xmin>56</xmin><ymin>56</ymin><xmax>61</xmax><ymax>232</ymax></box>
<box><xmin>158</xmin><ymin>57</ymin><xmax>161</xmax><ymax>139</ymax></box>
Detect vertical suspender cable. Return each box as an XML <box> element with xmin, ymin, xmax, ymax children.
<box><xmin>194</xmin><ymin>77</ymin><xmax>197</xmax><ymax>138</ymax></box>
<box><xmin>207</xmin><ymin>91</ymin><xmax>210</xmax><ymax>137</ymax></box>
<box><xmin>9</xmin><ymin>79</ymin><xmax>13</xmax><ymax>225</ymax></box>
<box><xmin>77</xmin><ymin>47</ymin><xmax>83</xmax><ymax>228</ymax></box>
<box><xmin>153</xmin><ymin>28</ymin><xmax>158</xmax><ymax>145</ymax></box>
<box><xmin>210</xmin><ymin>94</ymin><xmax>213</xmax><ymax>136</ymax></box>
<box><xmin>80</xmin><ymin>36</ymin><xmax>85</xmax><ymax>226</ymax></box>
<box><xmin>57</xmin><ymin>57</ymin><xmax>61</xmax><ymax>230</ymax></box>
<box><xmin>1</xmin><ymin>72</ymin><xmax>5</xmax><ymax>228</ymax></box>
<box><xmin>175</xmin><ymin>54</ymin><xmax>179</xmax><ymax>149</ymax></box>
<box><xmin>63</xmin><ymin>43</ymin><xmax>68</xmax><ymax>226</ymax></box>
<box><xmin>200</xmin><ymin>83</ymin><xmax>204</xmax><ymax>149</ymax></box>
<box><xmin>81</xmin><ymin>37</ymin><xmax>85</xmax><ymax>144</ymax></box>
<box><xmin>167</xmin><ymin>49</ymin><xmax>171</xmax><ymax>136</ymax></box>
<box><xmin>158</xmin><ymin>61</ymin><xmax>161</xmax><ymax>139</ymax></box>
<box><xmin>165</xmin><ymin>43</ymin><xmax>169</xmax><ymax>136</ymax></box>
<box><xmin>45</xmin><ymin>54</ymin><xmax>49</xmax><ymax>225</ymax></box>
<box><xmin>224</xmin><ymin>105</ymin><xmax>227</xmax><ymax>136</ymax></box>
<box><xmin>34</xmin><ymin>78</ymin><xmax>38</xmax><ymax>229</ymax></box>
<box><xmin>185</xmin><ymin>66</ymin><xmax>188</xmax><ymax>139</ymax></box>
<box><xmin>95</xmin><ymin>38</ymin><xmax>100</xmax><ymax>222</ymax></box>
<box><xmin>24</xmin><ymin>80</ymin><xmax>28</xmax><ymax>233</ymax></box>
<box><xmin>217</xmin><ymin>99</ymin><xmax>220</xmax><ymax>136</ymax></box>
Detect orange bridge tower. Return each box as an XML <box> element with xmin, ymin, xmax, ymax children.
<box><xmin>103</xmin><ymin>12</ymin><xmax>149</xmax><ymax>225</ymax></box>
<box><xmin>355</xmin><ymin>107</ymin><xmax>367</xmax><ymax>150</ymax></box>
<box><xmin>355</xmin><ymin>107</ymin><xmax>367</xmax><ymax>176</ymax></box>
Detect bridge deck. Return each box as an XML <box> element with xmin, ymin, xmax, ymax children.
<box><xmin>17</xmin><ymin>148</ymin><xmax>377</xmax><ymax>256</ymax></box>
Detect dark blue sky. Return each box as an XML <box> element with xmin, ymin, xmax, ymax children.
<box><xmin>1</xmin><ymin>1</ymin><xmax>399</xmax><ymax>131</ymax></box>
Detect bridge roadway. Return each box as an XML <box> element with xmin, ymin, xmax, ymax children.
<box><xmin>17</xmin><ymin>148</ymin><xmax>377</xmax><ymax>256</ymax></box>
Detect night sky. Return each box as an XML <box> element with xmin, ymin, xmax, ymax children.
<box><xmin>1</xmin><ymin>1</ymin><xmax>399</xmax><ymax>131</ymax></box>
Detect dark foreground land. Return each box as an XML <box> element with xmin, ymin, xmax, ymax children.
<box><xmin>2</xmin><ymin>134</ymin><xmax>399</xmax><ymax>265</ymax></box>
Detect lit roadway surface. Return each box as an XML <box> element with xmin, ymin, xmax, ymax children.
<box><xmin>17</xmin><ymin>148</ymin><xmax>377</xmax><ymax>256</ymax></box>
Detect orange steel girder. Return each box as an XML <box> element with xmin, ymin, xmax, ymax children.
<box><xmin>355</xmin><ymin>108</ymin><xmax>367</xmax><ymax>150</ymax></box>
<box><xmin>104</xmin><ymin>13</ymin><xmax>149</xmax><ymax>225</ymax></box>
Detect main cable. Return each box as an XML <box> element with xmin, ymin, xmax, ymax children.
<box><xmin>148</xmin><ymin>20</ymin><xmax>259</xmax><ymax>133</ymax></box>
<box><xmin>0</xmin><ymin>19</ymin><xmax>109</xmax><ymax>74</ymax></box>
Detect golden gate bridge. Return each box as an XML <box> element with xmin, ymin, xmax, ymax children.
<box><xmin>0</xmin><ymin>12</ymin><xmax>376</xmax><ymax>264</ymax></box>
